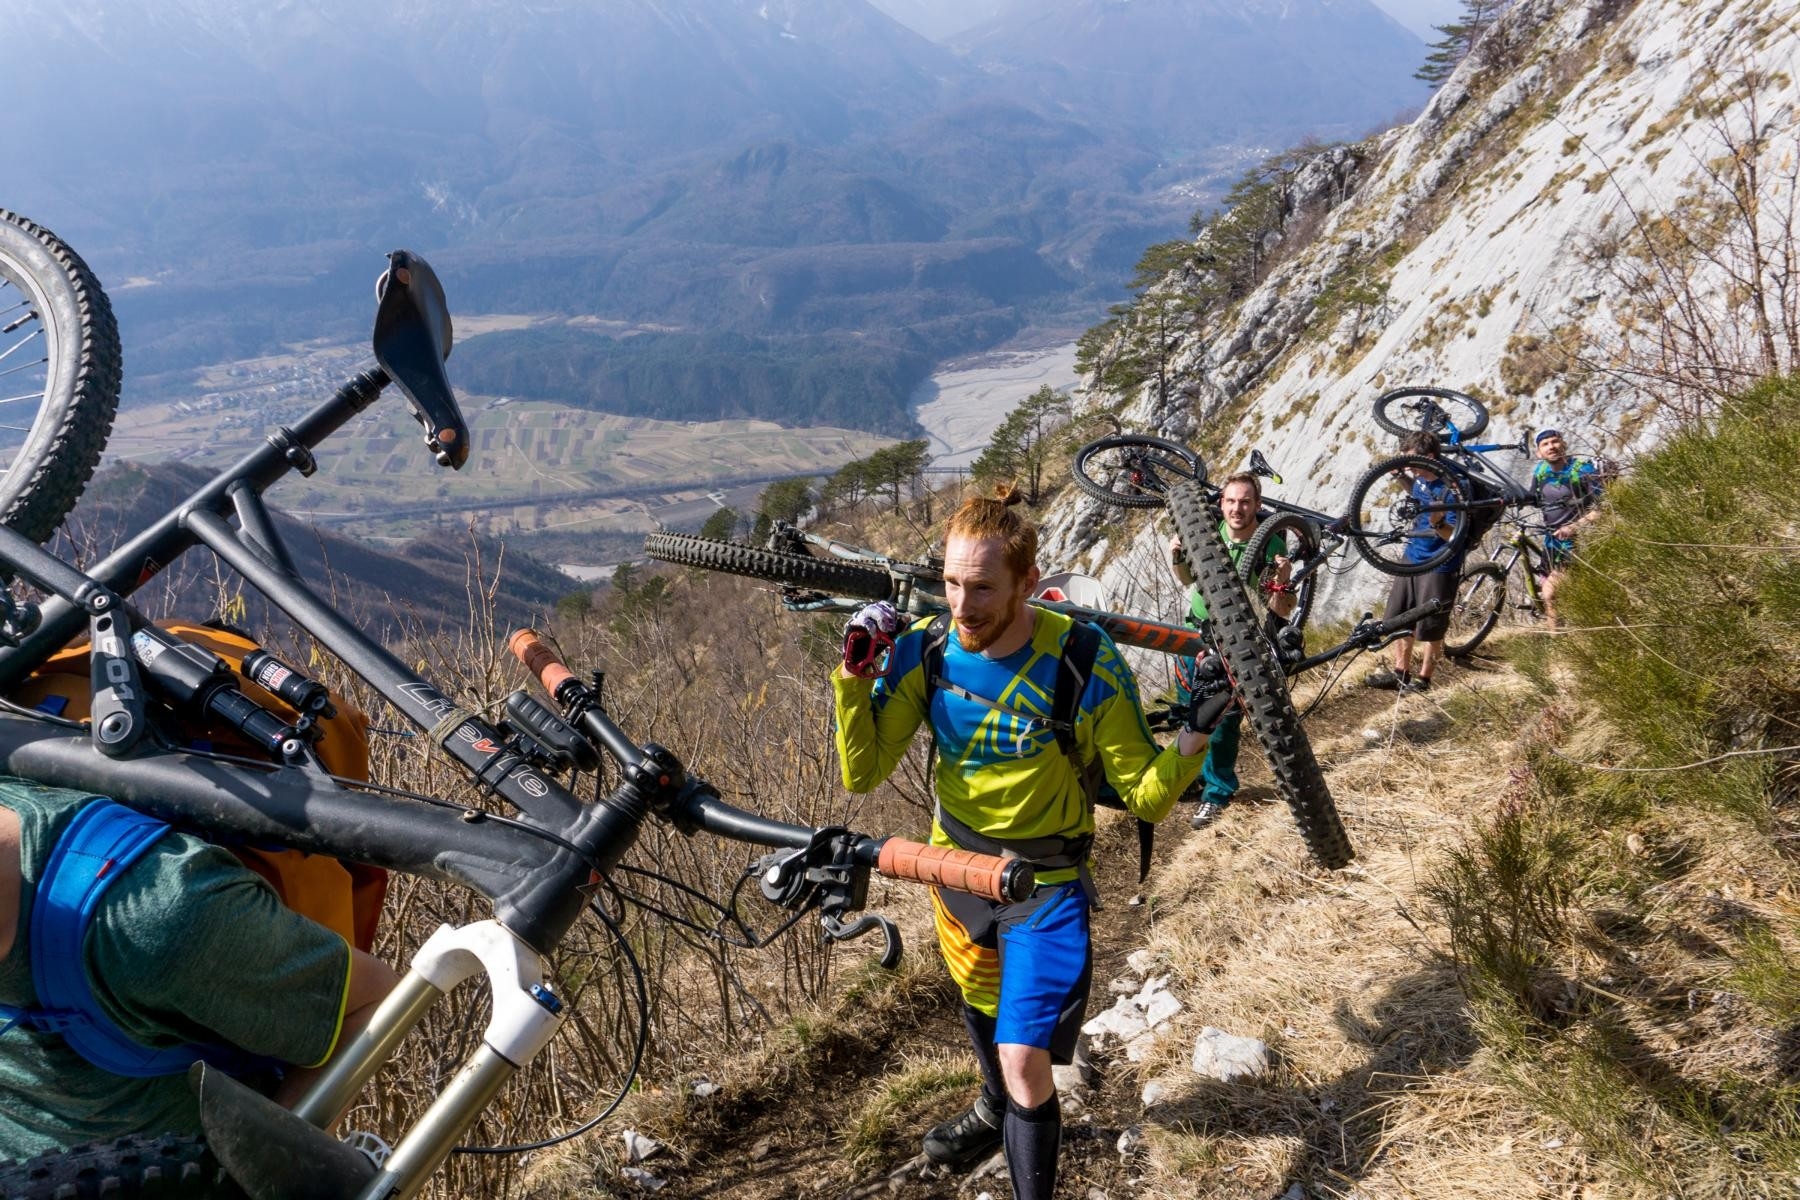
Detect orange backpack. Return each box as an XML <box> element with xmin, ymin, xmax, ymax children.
<box><xmin>10</xmin><ymin>621</ymin><xmax>387</xmax><ymax>952</ymax></box>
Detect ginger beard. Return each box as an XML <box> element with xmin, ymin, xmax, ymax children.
<box><xmin>943</xmin><ymin>533</ymin><xmax>1038</xmax><ymax>656</ymax></box>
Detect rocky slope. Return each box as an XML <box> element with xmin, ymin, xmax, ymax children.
<box><xmin>1046</xmin><ymin>0</ymin><xmax>1799</xmax><ymax>619</ymax></box>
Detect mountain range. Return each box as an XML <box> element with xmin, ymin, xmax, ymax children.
<box><xmin>3</xmin><ymin>0</ymin><xmax>1423</xmax><ymax>430</ymax></box>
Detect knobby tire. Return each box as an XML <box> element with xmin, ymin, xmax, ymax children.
<box><xmin>1070</xmin><ymin>434</ymin><xmax>1202</xmax><ymax>510</ymax></box>
<box><xmin>1346</xmin><ymin>454</ymin><xmax>1474</xmax><ymax>577</ymax></box>
<box><xmin>0</xmin><ymin>210</ymin><xmax>122</xmax><ymax>544</ymax></box>
<box><xmin>0</xmin><ymin>1133</ymin><xmax>239</xmax><ymax>1199</ymax></box>
<box><xmin>1168</xmin><ymin>483</ymin><xmax>1353</xmax><ymax>869</ymax></box>
<box><xmin>1444</xmin><ymin>561</ymin><xmax>1509</xmax><ymax>658</ymax></box>
<box><xmin>644</xmin><ymin>533</ymin><xmax>895</xmax><ymax>600</ymax></box>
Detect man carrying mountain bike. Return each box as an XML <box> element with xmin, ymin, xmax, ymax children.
<box><xmin>1531</xmin><ymin>428</ymin><xmax>1605</xmax><ymax>629</ymax></box>
<box><xmin>831</xmin><ymin>486</ymin><xmax>1212</xmax><ymax>1200</ymax></box>
<box><xmin>1168</xmin><ymin>472</ymin><xmax>1295</xmax><ymax>829</ymax></box>
<box><xmin>0</xmin><ymin>778</ymin><xmax>397</xmax><ymax>1158</ymax></box>
<box><xmin>1366</xmin><ymin>431</ymin><xmax>1469</xmax><ymax>693</ymax></box>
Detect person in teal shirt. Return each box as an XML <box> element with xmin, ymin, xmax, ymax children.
<box><xmin>0</xmin><ymin>779</ymin><xmax>397</xmax><ymax>1159</ymax></box>
<box><xmin>1530</xmin><ymin>428</ymin><xmax>1605</xmax><ymax>629</ymax></box>
<box><xmin>1168</xmin><ymin>472</ymin><xmax>1294</xmax><ymax>829</ymax></box>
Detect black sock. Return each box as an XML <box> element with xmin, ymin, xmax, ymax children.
<box><xmin>1003</xmin><ymin>1093</ymin><xmax>1061</xmax><ymax>1200</ymax></box>
<box><xmin>961</xmin><ymin>1005</ymin><xmax>1005</xmax><ymax>1111</ymax></box>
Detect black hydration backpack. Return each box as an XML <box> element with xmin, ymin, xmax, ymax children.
<box><xmin>919</xmin><ymin>613</ymin><xmax>1153</xmax><ymax>891</ymax></box>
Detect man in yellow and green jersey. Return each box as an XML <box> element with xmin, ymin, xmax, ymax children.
<box><xmin>832</xmin><ymin>487</ymin><xmax>1210</xmax><ymax>1200</ymax></box>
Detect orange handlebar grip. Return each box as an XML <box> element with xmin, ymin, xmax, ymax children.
<box><xmin>508</xmin><ymin>628</ymin><xmax>576</xmax><ymax>696</ymax></box>
<box><xmin>876</xmin><ymin>839</ymin><xmax>1032</xmax><ymax>903</ymax></box>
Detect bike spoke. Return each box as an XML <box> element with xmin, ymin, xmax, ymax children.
<box><xmin>0</xmin><ymin>356</ymin><xmax>50</xmax><ymax>382</ymax></box>
<box><xmin>0</xmin><ymin>328</ymin><xmax>45</xmax><ymax>366</ymax></box>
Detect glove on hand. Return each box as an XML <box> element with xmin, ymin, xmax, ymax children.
<box><xmin>1184</xmin><ymin>689</ymin><xmax>1236</xmax><ymax>735</ymax></box>
<box><xmin>842</xmin><ymin>601</ymin><xmax>902</xmax><ymax>679</ymax></box>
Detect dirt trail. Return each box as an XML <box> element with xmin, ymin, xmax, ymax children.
<box><xmin>629</xmin><ymin>646</ymin><xmax>1576</xmax><ymax>1199</ymax></box>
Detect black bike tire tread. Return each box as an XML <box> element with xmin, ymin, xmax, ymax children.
<box><xmin>1444</xmin><ymin>561</ymin><xmax>1509</xmax><ymax>658</ymax></box>
<box><xmin>1346</xmin><ymin>454</ymin><xmax>1475</xmax><ymax>578</ymax></box>
<box><xmin>1370</xmin><ymin>386</ymin><xmax>1490</xmax><ymax>441</ymax></box>
<box><xmin>0</xmin><ymin>1133</ymin><xmax>238</xmax><ymax>1199</ymax></box>
<box><xmin>1168</xmin><ymin>483</ymin><xmax>1353</xmax><ymax>869</ymax></box>
<box><xmin>0</xmin><ymin>210</ymin><xmax>122</xmax><ymax>545</ymax></box>
<box><xmin>1238</xmin><ymin>512</ymin><xmax>1320</xmax><ymax>636</ymax></box>
<box><xmin>644</xmin><ymin>533</ymin><xmax>895</xmax><ymax>600</ymax></box>
<box><xmin>1069</xmin><ymin>435</ymin><xmax>1201</xmax><ymax>510</ymax></box>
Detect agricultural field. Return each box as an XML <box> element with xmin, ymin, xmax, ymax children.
<box><xmin>106</xmin><ymin>319</ymin><xmax>893</xmax><ymax>557</ymax></box>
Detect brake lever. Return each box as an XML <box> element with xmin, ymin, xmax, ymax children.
<box><xmin>820</xmin><ymin>911</ymin><xmax>902</xmax><ymax>969</ymax></box>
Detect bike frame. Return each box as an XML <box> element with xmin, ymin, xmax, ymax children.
<box><xmin>0</xmin><ymin>263</ymin><xmax>1023</xmax><ymax>1198</ymax></box>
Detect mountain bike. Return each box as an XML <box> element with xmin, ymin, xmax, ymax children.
<box><xmin>0</xmin><ymin>241</ymin><xmax>1034</xmax><ymax>1199</ymax></box>
<box><xmin>645</xmin><ymin>514</ymin><xmax>1356</xmax><ymax>870</ymax></box>
<box><xmin>1069</xmin><ymin>432</ymin><xmax>1471</xmax><ymax>647</ymax></box>
<box><xmin>646</xmin><ymin>520</ymin><xmax>1213</xmax><ymax>660</ymax></box>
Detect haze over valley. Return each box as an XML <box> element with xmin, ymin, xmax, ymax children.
<box><xmin>6</xmin><ymin>0</ymin><xmax>1429</xmax><ymax>562</ymax></box>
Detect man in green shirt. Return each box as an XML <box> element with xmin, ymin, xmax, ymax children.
<box><xmin>1168</xmin><ymin>472</ymin><xmax>1294</xmax><ymax>829</ymax></box>
<box><xmin>0</xmin><ymin>778</ymin><xmax>396</xmax><ymax>1159</ymax></box>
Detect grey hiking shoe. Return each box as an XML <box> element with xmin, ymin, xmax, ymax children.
<box><xmin>1190</xmin><ymin>800</ymin><xmax>1228</xmax><ymax>830</ymax></box>
<box><xmin>922</xmin><ymin>1093</ymin><xmax>1003</xmax><ymax>1167</ymax></box>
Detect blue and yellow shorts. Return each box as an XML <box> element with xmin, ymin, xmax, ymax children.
<box><xmin>931</xmin><ymin>880</ymin><xmax>1092</xmax><ymax>1064</ymax></box>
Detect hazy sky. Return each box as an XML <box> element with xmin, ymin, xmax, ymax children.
<box><xmin>1374</xmin><ymin>0</ymin><xmax>1463</xmax><ymax>41</ymax></box>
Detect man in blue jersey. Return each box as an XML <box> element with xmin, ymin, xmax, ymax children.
<box><xmin>1365</xmin><ymin>431</ymin><xmax>1466</xmax><ymax>693</ymax></box>
<box><xmin>832</xmin><ymin>487</ymin><xmax>1210</xmax><ymax>1200</ymax></box>
<box><xmin>1531</xmin><ymin>428</ymin><xmax>1604</xmax><ymax>628</ymax></box>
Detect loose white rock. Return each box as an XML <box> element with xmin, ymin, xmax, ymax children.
<box><xmin>1124</xmin><ymin>1031</ymin><xmax>1161</xmax><ymax>1062</ymax></box>
<box><xmin>690</xmin><ymin>1078</ymin><xmax>719</xmax><ymax>1098</ymax></box>
<box><xmin>1116</xmin><ymin>1125</ymin><xmax>1143</xmax><ymax>1156</ymax></box>
<box><xmin>621</xmin><ymin>1166</ymin><xmax>665</xmax><ymax>1192</ymax></box>
<box><xmin>1279</xmin><ymin>1184</ymin><xmax>1306</xmax><ymax>1200</ymax></box>
<box><xmin>1126</xmin><ymin>949</ymin><xmax>1157</xmax><ymax>975</ymax></box>
<box><xmin>1141</xmin><ymin>1078</ymin><xmax>1172</xmax><ymax>1106</ymax></box>
<box><xmin>621</xmin><ymin>1130</ymin><xmax>662</xmax><ymax>1164</ymax></box>
<box><xmin>1108</xmin><ymin>975</ymin><xmax>1139</xmax><ymax>995</ymax></box>
<box><xmin>1082</xmin><ymin>997</ymin><xmax>1149</xmax><ymax>1044</ymax></box>
<box><xmin>1191</xmin><ymin>1026</ymin><xmax>1271</xmax><ymax>1082</ymax></box>
<box><xmin>1140</xmin><ymin>988</ymin><xmax>1183</xmax><ymax>1029</ymax></box>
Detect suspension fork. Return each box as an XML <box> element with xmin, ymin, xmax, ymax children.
<box><xmin>291</xmin><ymin>921</ymin><xmax>566</xmax><ymax>1200</ymax></box>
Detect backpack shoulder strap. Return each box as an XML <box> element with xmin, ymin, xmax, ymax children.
<box><xmin>921</xmin><ymin>612</ymin><xmax>953</xmax><ymax>695</ymax></box>
<box><xmin>1049</xmin><ymin>621</ymin><xmax>1102</xmax><ymax>759</ymax></box>
<box><xmin>16</xmin><ymin>799</ymin><xmax>266</xmax><ymax>1079</ymax></box>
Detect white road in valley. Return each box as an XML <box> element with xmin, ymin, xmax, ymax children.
<box><xmin>910</xmin><ymin>342</ymin><xmax>1079</xmax><ymax>469</ymax></box>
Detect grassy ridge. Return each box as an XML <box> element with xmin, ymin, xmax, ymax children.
<box><xmin>1428</xmin><ymin>376</ymin><xmax>1800</xmax><ymax>1193</ymax></box>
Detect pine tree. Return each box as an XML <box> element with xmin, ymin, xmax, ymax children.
<box><xmin>1415</xmin><ymin>0</ymin><xmax>1506</xmax><ymax>87</ymax></box>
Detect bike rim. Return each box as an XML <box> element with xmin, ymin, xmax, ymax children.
<box><xmin>0</xmin><ymin>255</ymin><xmax>58</xmax><ymax>487</ymax></box>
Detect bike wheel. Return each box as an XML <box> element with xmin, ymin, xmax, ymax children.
<box><xmin>0</xmin><ymin>211</ymin><xmax>122</xmax><ymax>544</ymax></box>
<box><xmin>0</xmin><ymin>1133</ymin><xmax>238</xmax><ymax>1198</ymax></box>
<box><xmin>1168</xmin><ymin>482</ymin><xmax>1353</xmax><ymax>869</ymax></box>
<box><xmin>643</xmin><ymin>533</ymin><xmax>895</xmax><ymax>600</ymax></box>
<box><xmin>1238</xmin><ymin>512</ymin><xmax>1320</xmax><ymax>635</ymax></box>
<box><xmin>1371</xmin><ymin>386</ymin><xmax>1489</xmax><ymax>441</ymax></box>
<box><xmin>1346</xmin><ymin>454</ymin><xmax>1474</xmax><ymax>577</ymax></box>
<box><xmin>1070</xmin><ymin>434</ymin><xmax>1204</xmax><ymax>509</ymax></box>
<box><xmin>1443</xmin><ymin>561</ymin><xmax>1508</xmax><ymax>657</ymax></box>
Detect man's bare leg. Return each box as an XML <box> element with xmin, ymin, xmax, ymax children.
<box><xmin>998</xmin><ymin>1044</ymin><xmax>1059</xmax><ymax>1200</ymax></box>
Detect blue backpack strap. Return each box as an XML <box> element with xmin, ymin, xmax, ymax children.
<box><xmin>22</xmin><ymin>799</ymin><xmax>260</xmax><ymax>1078</ymax></box>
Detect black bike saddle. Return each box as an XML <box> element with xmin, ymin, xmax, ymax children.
<box><xmin>372</xmin><ymin>250</ymin><xmax>468</xmax><ymax>470</ymax></box>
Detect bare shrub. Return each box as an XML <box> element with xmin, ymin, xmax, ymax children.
<box><xmin>1578</xmin><ymin>52</ymin><xmax>1800</xmax><ymax>424</ymax></box>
